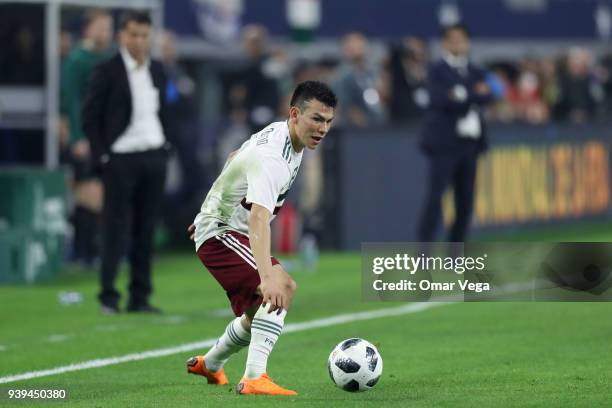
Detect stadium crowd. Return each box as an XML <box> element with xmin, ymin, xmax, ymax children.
<box><xmin>4</xmin><ymin>11</ymin><xmax>612</xmax><ymax>257</ymax></box>
<box><xmin>3</xmin><ymin>19</ymin><xmax>612</xmax><ymax>128</ymax></box>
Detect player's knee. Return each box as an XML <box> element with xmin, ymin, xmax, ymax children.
<box><xmin>241</xmin><ymin>314</ymin><xmax>252</xmax><ymax>329</ymax></box>
<box><xmin>287</xmin><ymin>279</ymin><xmax>297</xmax><ymax>293</ymax></box>
<box><xmin>242</xmin><ymin>308</ymin><xmax>256</xmax><ymax>331</ymax></box>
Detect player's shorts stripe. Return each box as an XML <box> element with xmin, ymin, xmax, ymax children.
<box><xmin>216</xmin><ymin>234</ymin><xmax>253</xmax><ymax>261</ymax></box>
<box><xmin>250</xmin><ymin>323</ymin><xmax>281</xmax><ymax>337</ymax></box>
<box><xmin>220</xmin><ymin>233</ymin><xmax>255</xmax><ymax>260</ymax></box>
<box><xmin>215</xmin><ymin>236</ymin><xmax>257</xmax><ymax>269</ymax></box>
<box><xmin>224</xmin><ymin>233</ymin><xmax>254</xmax><ymax>258</ymax></box>
<box><xmin>227</xmin><ymin>324</ymin><xmax>250</xmax><ymax>346</ymax></box>
<box><xmin>252</xmin><ymin>318</ymin><xmax>283</xmax><ymax>332</ymax></box>
<box><xmin>218</xmin><ymin>234</ymin><xmax>256</xmax><ymax>265</ymax></box>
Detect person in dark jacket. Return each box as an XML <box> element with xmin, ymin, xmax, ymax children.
<box><xmin>82</xmin><ymin>10</ymin><xmax>172</xmax><ymax>314</ymax></box>
<box><xmin>417</xmin><ymin>24</ymin><xmax>493</xmax><ymax>242</ymax></box>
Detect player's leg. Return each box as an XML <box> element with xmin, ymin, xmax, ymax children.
<box><xmin>188</xmin><ymin>232</ymin><xmax>261</xmax><ymax>384</ymax></box>
<box><xmin>237</xmin><ymin>264</ymin><xmax>297</xmax><ymax>396</ymax></box>
<box><xmin>187</xmin><ymin>313</ymin><xmax>251</xmax><ymax>385</ymax></box>
<box><xmin>204</xmin><ymin>314</ymin><xmax>252</xmax><ymax>368</ymax></box>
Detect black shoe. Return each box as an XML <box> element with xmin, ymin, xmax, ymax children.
<box><xmin>126</xmin><ymin>303</ymin><xmax>163</xmax><ymax>314</ymax></box>
<box><xmin>100</xmin><ymin>302</ymin><xmax>120</xmax><ymax>315</ymax></box>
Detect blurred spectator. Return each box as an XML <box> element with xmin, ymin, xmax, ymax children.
<box><xmin>230</xmin><ymin>24</ymin><xmax>282</xmax><ymax>134</ymax></box>
<box><xmin>539</xmin><ymin>57</ymin><xmax>561</xmax><ymax>115</ymax></box>
<box><xmin>333</xmin><ymin>32</ymin><xmax>386</xmax><ymax>127</ymax></box>
<box><xmin>382</xmin><ymin>36</ymin><xmax>429</xmax><ymax>123</ymax></box>
<box><xmin>60</xmin><ymin>9</ymin><xmax>113</xmax><ymax>266</ymax></box>
<box><xmin>484</xmin><ymin>64</ymin><xmax>515</xmax><ymax>123</ymax></box>
<box><xmin>0</xmin><ymin>25</ymin><xmax>44</xmax><ymax>84</ymax></box>
<box><xmin>59</xmin><ymin>29</ymin><xmax>74</xmax><ymax>62</ymax></box>
<box><xmin>157</xmin><ymin>30</ymin><xmax>206</xmax><ymax>242</ymax></box>
<box><xmin>158</xmin><ymin>30</ymin><xmax>199</xmax><ymax>196</ymax></box>
<box><xmin>599</xmin><ymin>51</ymin><xmax>612</xmax><ymax>113</ymax></box>
<box><xmin>417</xmin><ymin>23</ymin><xmax>494</xmax><ymax>243</ymax></box>
<box><xmin>555</xmin><ymin>47</ymin><xmax>602</xmax><ymax>123</ymax></box>
<box><xmin>506</xmin><ymin>58</ymin><xmax>549</xmax><ymax>124</ymax></box>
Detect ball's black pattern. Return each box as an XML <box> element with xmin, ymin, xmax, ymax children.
<box><xmin>340</xmin><ymin>338</ymin><xmax>361</xmax><ymax>350</ymax></box>
<box><xmin>342</xmin><ymin>380</ymin><xmax>360</xmax><ymax>392</ymax></box>
<box><xmin>366</xmin><ymin>375</ymin><xmax>380</xmax><ymax>387</ymax></box>
<box><xmin>335</xmin><ymin>357</ymin><xmax>360</xmax><ymax>373</ymax></box>
<box><xmin>365</xmin><ymin>346</ymin><xmax>378</xmax><ymax>371</ymax></box>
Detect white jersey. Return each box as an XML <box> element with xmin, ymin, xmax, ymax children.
<box><xmin>194</xmin><ymin>121</ymin><xmax>303</xmax><ymax>250</ymax></box>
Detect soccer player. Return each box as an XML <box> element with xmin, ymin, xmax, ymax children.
<box><xmin>186</xmin><ymin>81</ymin><xmax>337</xmax><ymax>395</ymax></box>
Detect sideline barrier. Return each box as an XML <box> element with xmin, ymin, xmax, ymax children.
<box><xmin>335</xmin><ymin>124</ymin><xmax>612</xmax><ymax>249</ymax></box>
<box><xmin>0</xmin><ymin>168</ymin><xmax>67</xmax><ymax>283</ymax></box>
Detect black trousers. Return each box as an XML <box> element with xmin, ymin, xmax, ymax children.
<box><xmin>99</xmin><ymin>149</ymin><xmax>167</xmax><ymax>307</ymax></box>
<box><xmin>73</xmin><ymin>205</ymin><xmax>98</xmax><ymax>263</ymax></box>
<box><xmin>417</xmin><ymin>146</ymin><xmax>478</xmax><ymax>242</ymax></box>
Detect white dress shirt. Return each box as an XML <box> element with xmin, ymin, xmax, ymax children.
<box><xmin>111</xmin><ymin>48</ymin><xmax>165</xmax><ymax>153</ymax></box>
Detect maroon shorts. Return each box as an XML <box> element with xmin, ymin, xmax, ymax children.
<box><xmin>197</xmin><ymin>231</ymin><xmax>280</xmax><ymax>316</ymax></box>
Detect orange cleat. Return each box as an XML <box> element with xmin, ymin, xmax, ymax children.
<box><xmin>186</xmin><ymin>356</ymin><xmax>229</xmax><ymax>385</ymax></box>
<box><xmin>236</xmin><ymin>373</ymin><xmax>297</xmax><ymax>396</ymax></box>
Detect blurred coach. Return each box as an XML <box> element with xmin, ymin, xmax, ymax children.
<box><xmin>83</xmin><ymin>11</ymin><xmax>172</xmax><ymax>314</ymax></box>
<box><xmin>417</xmin><ymin>24</ymin><xmax>493</xmax><ymax>242</ymax></box>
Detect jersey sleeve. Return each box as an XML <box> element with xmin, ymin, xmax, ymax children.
<box><xmin>245</xmin><ymin>153</ymin><xmax>289</xmax><ymax>215</ymax></box>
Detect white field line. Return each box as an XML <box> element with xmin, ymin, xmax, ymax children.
<box><xmin>0</xmin><ymin>281</ymin><xmax>533</xmax><ymax>384</ymax></box>
<box><xmin>0</xmin><ymin>302</ymin><xmax>447</xmax><ymax>384</ymax></box>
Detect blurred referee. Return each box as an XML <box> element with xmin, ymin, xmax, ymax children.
<box><xmin>82</xmin><ymin>11</ymin><xmax>172</xmax><ymax>314</ymax></box>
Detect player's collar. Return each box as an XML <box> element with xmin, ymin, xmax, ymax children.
<box><xmin>285</xmin><ymin>120</ymin><xmax>303</xmax><ymax>154</ymax></box>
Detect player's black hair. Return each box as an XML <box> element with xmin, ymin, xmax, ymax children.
<box><xmin>119</xmin><ymin>10</ymin><xmax>152</xmax><ymax>30</ymax></box>
<box><xmin>290</xmin><ymin>80</ymin><xmax>338</xmax><ymax>110</ymax></box>
<box><xmin>441</xmin><ymin>23</ymin><xmax>469</xmax><ymax>39</ymax></box>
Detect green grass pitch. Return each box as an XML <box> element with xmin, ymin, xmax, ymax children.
<box><xmin>2</xmin><ymin>222</ymin><xmax>612</xmax><ymax>407</ymax></box>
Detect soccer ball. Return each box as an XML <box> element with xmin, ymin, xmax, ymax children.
<box><xmin>327</xmin><ymin>338</ymin><xmax>383</xmax><ymax>392</ymax></box>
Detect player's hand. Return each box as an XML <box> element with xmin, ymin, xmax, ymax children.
<box><xmin>260</xmin><ymin>269</ymin><xmax>295</xmax><ymax>314</ymax></box>
<box><xmin>260</xmin><ymin>275</ymin><xmax>287</xmax><ymax>314</ymax></box>
<box><xmin>187</xmin><ymin>224</ymin><xmax>195</xmax><ymax>241</ymax></box>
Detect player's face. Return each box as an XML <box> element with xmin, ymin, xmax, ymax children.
<box><xmin>120</xmin><ymin>22</ymin><xmax>151</xmax><ymax>64</ymax></box>
<box><xmin>291</xmin><ymin>99</ymin><xmax>335</xmax><ymax>150</ymax></box>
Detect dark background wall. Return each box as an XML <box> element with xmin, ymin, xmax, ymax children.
<box><xmin>333</xmin><ymin>124</ymin><xmax>612</xmax><ymax>250</ymax></box>
<box><xmin>166</xmin><ymin>0</ymin><xmax>609</xmax><ymax>39</ymax></box>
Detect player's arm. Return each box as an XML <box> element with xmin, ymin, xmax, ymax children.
<box><xmin>248</xmin><ymin>203</ymin><xmax>288</xmax><ymax>313</ymax></box>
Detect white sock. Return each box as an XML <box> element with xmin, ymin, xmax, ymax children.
<box><xmin>204</xmin><ymin>316</ymin><xmax>251</xmax><ymax>372</ymax></box>
<box><xmin>244</xmin><ymin>303</ymin><xmax>286</xmax><ymax>379</ymax></box>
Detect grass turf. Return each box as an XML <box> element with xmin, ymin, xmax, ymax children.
<box><xmin>2</xmin><ymin>224</ymin><xmax>612</xmax><ymax>407</ymax></box>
